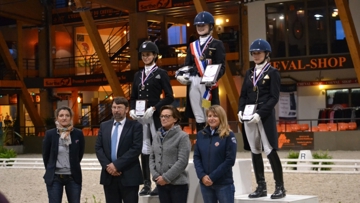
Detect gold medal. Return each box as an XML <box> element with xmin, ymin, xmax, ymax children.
<box><xmin>199</xmin><ymin>55</ymin><xmax>204</xmax><ymax>61</ymax></box>
<box><xmin>253</xmin><ymin>86</ymin><xmax>257</xmax><ymax>92</ymax></box>
<box><xmin>201</xmin><ymin>99</ymin><xmax>211</xmax><ymax>108</ymax></box>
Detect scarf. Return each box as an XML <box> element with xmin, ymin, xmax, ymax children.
<box><xmin>55</xmin><ymin>121</ymin><xmax>73</xmax><ymax>146</ymax></box>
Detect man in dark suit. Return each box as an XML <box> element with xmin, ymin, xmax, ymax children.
<box><xmin>95</xmin><ymin>96</ymin><xmax>143</xmax><ymax>203</ymax></box>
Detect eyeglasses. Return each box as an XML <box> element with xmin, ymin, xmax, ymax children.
<box><xmin>160</xmin><ymin>115</ymin><xmax>172</xmax><ymax>119</ymax></box>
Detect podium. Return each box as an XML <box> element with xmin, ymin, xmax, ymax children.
<box><xmin>139</xmin><ymin>159</ymin><xmax>252</xmax><ymax>203</ymax></box>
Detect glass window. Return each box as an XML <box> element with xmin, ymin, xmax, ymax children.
<box><xmin>287</xmin><ymin>2</ymin><xmax>306</xmax><ymax>56</ymax></box>
<box><xmin>266</xmin><ymin>0</ymin><xmax>348</xmax><ymax>57</ymax></box>
<box><xmin>266</xmin><ymin>3</ymin><xmax>286</xmax><ymax>58</ymax></box>
<box><xmin>168</xmin><ymin>25</ymin><xmax>187</xmax><ymax>46</ymax></box>
<box><xmin>308</xmin><ymin>7</ymin><xmax>328</xmax><ymax>55</ymax></box>
<box><xmin>326</xmin><ymin>89</ymin><xmax>349</xmax><ymax>108</ymax></box>
<box><xmin>351</xmin><ymin>88</ymin><xmax>360</xmax><ymax>107</ymax></box>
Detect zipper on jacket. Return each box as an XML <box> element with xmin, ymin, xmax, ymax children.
<box><xmin>208</xmin><ymin>135</ymin><xmax>212</xmax><ymax>173</ymax></box>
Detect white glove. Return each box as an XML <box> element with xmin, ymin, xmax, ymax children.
<box><xmin>176</xmin><ymin>75</ymin><xmax>190</xmax><ymax>85</ymax></box>
<box><xmin>143</xmin><ymin>107</ymin><xmax>155</xmax><ymax>120</ymax></box>
<box><xmin>248</xmin><ymin>113</ymin><xmax>261</xmax><ymax>124</ymax></box>
<box><xmin>237</xmin><ymin>111</ymin><xmax>243</xmax><ymax>123</ymax></box>
<box><xmin>129</xmin><ymin>110</ymin><xmax>138</xmax><ymax>120</ymax></box>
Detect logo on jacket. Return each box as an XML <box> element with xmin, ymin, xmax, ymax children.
<box><xmin>231</xmin><ymin>137</ymin><xmax>237</xmax><ymax>144</ymax></box>
<box><xmin>214</xmin><ymin>142</ymin><xmax>219</xmax><ymax>147</ymax></box>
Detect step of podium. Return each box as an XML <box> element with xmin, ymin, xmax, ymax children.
<box><xmin>139</xmin><ymin>195</ymin><xmax>159</xmax><ymax>203</ymax></box>
<box><xmin>235</xmin><ymin>194</ymin><xmax>318</xmax><ymax>203</ymax></box>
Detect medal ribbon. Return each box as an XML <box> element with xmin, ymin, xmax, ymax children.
<box><xmin>253</xmin><ymin>63</ymin><xmax>270</xmax><ymax>87</ymax></box>
<box><xmin>190</xmin><ymin>36</ymin><xmax>213</xmax><ymax>76</ymax></box>
<box><xmin>141</xmin><ymin>65</ymin><xmax>158</xmax><ymax>87</ymax></box>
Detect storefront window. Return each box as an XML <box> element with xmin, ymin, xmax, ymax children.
<box><xmin>266</xmin><ymin>3</ymin><xmax>286</xmax><ymax>58</ymax></box>
<box><xmin>266</xmin><ymin>0</ymin><xmax>348</xmax><ymax>58</ymax></box>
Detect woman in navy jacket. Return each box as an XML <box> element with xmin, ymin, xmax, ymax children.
<box><xmin>193</xmin><ymin>105</ymin><xmax>237</xmax><ymax>203</ymax></box>
<box><xmin>42</xmin><ymin>106</ymin><xmax>85</xmax><ymax>203</ymax></box>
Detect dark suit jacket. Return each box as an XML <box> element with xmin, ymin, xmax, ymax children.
<box><xmin>42</xmin><ymin>128</ymin><xmax>85</xmax><ymax>185</ymax></box>
<box><xmin>130</xmin><ymin>68</ymin><xmax>174</xmax><ymax>129</ymax></box>
<box><xmin>238</xmin><ymin>66</ymin><xmax>281</xmax><ymax>150</ymax></box>
<box><xmin>95</xmin><ymin>118</ymin><xmax>143</xmax><ymax>186</ymax></box>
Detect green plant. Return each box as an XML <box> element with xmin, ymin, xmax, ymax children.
<box><xmin>312</xmin><ymin>150</ymin><xmax>334</xmax><ymax>171</ymax></box>
<box><xmin>84</xmin><ymin>195</ymin><xmax>101</xmax><ymax>203</ymax></box>
<box><xmin>286</xmin><ymin>150</ymin><xmax>299</xmax><ymax>170</ymax></box>
<box><xmin>0</xmin><ymin>146</ymin><xmax>17</xmax><ymax>166</ymax></box>
<box><xmin>0</xmin><ymin>147</ymin><xmax>17</xmax><ymax>158</ymax></box>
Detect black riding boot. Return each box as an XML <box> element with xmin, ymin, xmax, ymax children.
<box><xmin>139</xmin><ymin>154</ymin><xmax>151</xmax><ymax>196</ymax></box>
<box><xmin>267</xmin><ymin>150</ymin><xmax>286</xmax><ymax>199</ymax></box>
<box><xmin>196</xmin><ymin>122</ymin><xmax>206</xmax><ymax>133</ymax></box>
<box><xmin>249</xmin><ymin>153</ymin><xmax>267</xmax><ymax>198</ymax></box>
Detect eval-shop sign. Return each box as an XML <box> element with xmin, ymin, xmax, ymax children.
<box><xmin>268</xmin><ymin>54</ymin><xmax>353</xmax><ymax>72</ymax></box>
<box><xmin>137</xmin><ymin>0</ymin><xmax>222</xmax><ymax>11</ymax></box>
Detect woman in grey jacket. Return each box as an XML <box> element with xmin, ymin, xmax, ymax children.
<box><xmin>149</xmin><ymin>105</ymin><xmax>191</xmax><ymax>203</ymax></box>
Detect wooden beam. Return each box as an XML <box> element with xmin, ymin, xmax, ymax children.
<box><xmin>335</xmin><ymin>0</ymin><xmax>360</xmax><ymax>85</ymax></box>
<box><xmin>147</xmin><ymin>14</ymin><xmax>188</xmax><ymax>24</ymax></box>
<box><xmin>0</xmin><ymin>31</ymin><xmax>44</xmax><ymax>127</ymax></box>
<box><xmin>91</xmin><ymin>0</ymin><xmax>136</xmax><ymax>13</ymax></box>
<box><xmin>193</xmin><ymin>0</ymin><xmax>239</xmax><ymax>120</ymax></box>
<box><xmin>0</xmin><ymin>0</ymin><xmax>43</xmax><ymax>25</ymax></box>
<box><xmin>74</xmin><ymin>0</ymin><xmax>125</xmax><ymax>97</ymax></box>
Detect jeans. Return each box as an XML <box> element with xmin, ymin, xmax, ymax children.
<box><xmin>157</xmin><ymin>184</ymin><xmax>188</xmax><ymax>203</ymax></box>
<box><xmin>46</xmin><ymin>174</ymin><xmax>81</xmax><ymax>203</ymax></box>
<box><xmin>200</xmin><ymin>183</ymin><xmax>235</xmax><ymax>203</ymax></box>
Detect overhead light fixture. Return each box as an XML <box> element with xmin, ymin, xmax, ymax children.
<box><xmin>314</xmin><ymin>14</ymin><xmax>323</xmax><ymax>20</ymax></box>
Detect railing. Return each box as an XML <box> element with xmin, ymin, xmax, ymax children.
<box><xmin>1</xmin><ymin>158</ymin><xmax>359</xmax><ymax>173</ymax></box>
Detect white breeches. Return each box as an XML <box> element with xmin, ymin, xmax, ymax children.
<box><xmin>244</xmin><ymin>120</ymin><xmax>273</xmax><ymax>155</ymax></box>
<box><xmin>137</xmin><ymin>116</ymin><xmax>157</xmax><ymax>155</ymax></box>
<box><xmin>189</xmin><ymin>75</ymin><xmax>206</xmax><ymax>123</ymax></box>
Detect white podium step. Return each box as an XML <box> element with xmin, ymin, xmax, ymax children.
<box><xmin>139</xmin><ymin>195</ymin><xmax>159</xmax><ymax>203</ymax></box>
<box><xmin>235</xmin><ymin>195</ymin><xmax>318</xmax><ymax>203</ymax></box>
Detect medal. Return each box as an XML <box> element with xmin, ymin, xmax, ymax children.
<box><xmin>141</xmin><ymin>65</ymin><xmax>157</xmax><ymax>90</ymax></box>
<box><xmin>199</xmin><ymin>55</ymin><xmax>205</xmax><ymax>61</ymax></box>
<box><xmin>252</xmin><ymin>63</ymin><xmax>270</xmax><ymax>91</ymax></box>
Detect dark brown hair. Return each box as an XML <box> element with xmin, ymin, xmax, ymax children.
<box><xmin>160</xmin><ymin>105</ymin><xmax>181</xmax><ymax>124</ymax></box>
<box><xmin>54</xmin><ymin>106</ymin><xmax>73</xmax><ymax>119</ymax></box>
<box><xmin>112</xmin><ymin>96</ymin><xmax>129</xmax><ymax>107</ymax></box>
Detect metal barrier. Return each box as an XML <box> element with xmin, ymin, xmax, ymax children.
<box><xmin>0</xmin><ymin>158</ymin><xmax>359</xmax><ymax>174</ymax></box>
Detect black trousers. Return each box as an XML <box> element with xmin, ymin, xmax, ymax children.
<box><xmin>103</xmin><ymin>177</ymin><xmax>139</xmax><ymax>203</ymax></box>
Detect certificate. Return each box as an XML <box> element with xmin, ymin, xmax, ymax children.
<box><xmin>200</xmin><ymin>64</ymin><xmax>221</xmax><ymax>84</ymax></box>
<box><xmin>242</xmin><ymin>104</ymin><xmax>257</xmax><ymax>121</ymax></box>
<box><xmin>135</xmin><ymin>100</ymin><xmax>147</xmax><ymax>116</ymax></box>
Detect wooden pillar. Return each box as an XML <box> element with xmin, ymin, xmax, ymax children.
<box><xmin>129</xmin><ymin>12</ymin><xmax>148</xmax><ymax>70</ymax></box>
<box><xmin>71</xmin><ymin>91</ymin><xmax>80</xmax><ymax>125</ymax></box>
<box><xmin>335</xmin><ymin>0</ymin><xmax>360</xmax><ymax>85</ymax></box>
<box><xmin>91</xmin><ymin>97</ymin><xmax>99</xmax><ymax>126</ymax></box>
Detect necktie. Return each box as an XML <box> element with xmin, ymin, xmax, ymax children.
<box><xmin>111</xmin><ymin>122</ymin><xmax>120</xmax><ymax>162</ymax></box>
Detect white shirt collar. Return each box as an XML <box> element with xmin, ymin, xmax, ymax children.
<box><xmin>199</xmin><ymin>35</ymin><xmax>210</xmax><ymax>46</ymax></box>
<box><xmin>114</xmin><ymin>118</ymin><xmax>126</xmax><ymax>126</ymax></box>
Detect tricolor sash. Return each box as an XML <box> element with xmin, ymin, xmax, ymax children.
<box><xmin>190</xmin><ymin>37</ymin><xmax>218</xmax><ymax>102</ymax></box>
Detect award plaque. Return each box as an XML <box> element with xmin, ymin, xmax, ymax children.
<box><xmin>200</xmin><ymin>64</ymin><xmax>221</xmax><ymax>84</ymax></box>
<box><xmin>135</xmin><ymin>100</ymin><xmax>147</xmax><ymax>116</ymax></box>
<box><xmin>242</xmin><ymin>104</ymin><xmax>258</xmax><ymax>121</ymax></box>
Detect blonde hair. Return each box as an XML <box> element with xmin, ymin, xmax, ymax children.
<box><xmin>206</xmin><ymin>105</ymin><xmax>231</xmax><ymax>138</ymax></box>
